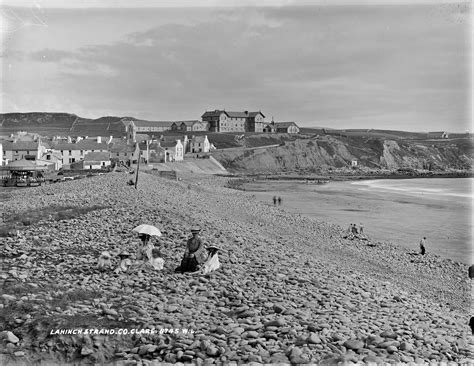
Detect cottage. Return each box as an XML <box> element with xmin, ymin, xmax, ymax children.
<box><xmin>201</xmin><ymin>110</ymin><xmax>265</xmax><ymax>133</ymax></box>
<box><xmin>1</xmin><ymin>140</ymin><xmax>48</xmax><ymax>162</ymax></box>
<box><xmin>159</xmin><ymin>140</ymin><xmax>184</xmax><ymax>162</ymax></box>
<box><xmin>82</xmin><ymin>152</ymin><xmax>111</xmax><ymax>170</ymax></box>
<box><xmin>274</xmin><ymin>122</ymin><xmax>300</xmax><ymax>134</ymax></box>
<box><xmin>108</xmin><ymin>141</ymin><xmax>139</xmax><ymax>163</ymax></box>
<box><xmin>190</xmin><ymin>135</ymin><xmax>211</xmax><ymax>153</ymax></box>
<box><xmin>40</xmin><ymin>151</ymin><xmax>63</xmax><ymax>170</ymax></box>
<box><xmin>427</xmin><ymin>131</ymin><xmax>449</xmax><ymax>139</ymax></box>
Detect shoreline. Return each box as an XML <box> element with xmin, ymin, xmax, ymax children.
<box><xmin>0</xmin><ymin>172</ymin><xmax>472</xmax><ymax>364</ymax></box>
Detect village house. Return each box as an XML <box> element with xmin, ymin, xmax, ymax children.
<box><xmin>201</xmin><ymin>110</ymin><xmax>265</xmax><ymax>133</ymax></box>
<box><xmin>123</xmin><ymin>119</ymin><xmax>174</xmax><ymax>143</ymax></box>
<box><xmin>50</xmin><ymin>138</ymin><xmax>109</xmax><ymax>165</ymax></box>
<box><xmin>108</xmin><ymin>141</ymin><xmax>139</xmax><ymax>163</ymax></box>
<box><xmin>146</xmin><ymin>142</ymin><xmax>167</xmax><ymax>163</ymax></box>
<box><xmin>189</xmin><ymin>135</ymin><xmax>211</xmax><ymax>153</ymax></box>
<box><xmin>40</xmin><ymin>151</ymin><xmax>63</xmax><ymax>170</ymax></box>
<box><xmin>82</xmin><ymin>152</ymin><xmax>111</xmax><ymax>170</ymax></box>
<box><xmin>159</xmin><ymin>140</ymin><xmax>184</xmax><ymax>162</ymax></box>
<box><xmin>1</xmin><ymin>140</ymin><xmax>49</xmax><ymax>162</ymax></box>
<box><xmin>263</xmin><ymin>123</ymin><xmax>277</xmax><ymax>133</ymax></box>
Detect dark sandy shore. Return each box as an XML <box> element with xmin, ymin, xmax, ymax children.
<box><xmin>0</xmin><ymin>172</ymin><xmax>472</xmax><ymax>365</ymax></box>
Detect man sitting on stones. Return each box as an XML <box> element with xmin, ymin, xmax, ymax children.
<box><xmin>175</xmin><ymin>227</ymin><xmax>208</xmax><ymax>273</ymax></box>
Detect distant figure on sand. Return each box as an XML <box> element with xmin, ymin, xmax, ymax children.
<box><xmin>419</xmin><ymin>237</ymin><xmax>426</xmax><ymax>255</ymax></box>
<box><xmin>470</xmin><ymin>317</ymin><xmax>474</xmax><ymax>335</ymax></box>
<box><xmin>359</xmin><ymin>223</ymin><xmax>364</xmax><ymax>234</ymax></box>
<box><xmin>278</xmin><ymin>196</ymin><xmax>282</xmax><ymax>205</ymax></box>
<box><xmin>351</xmin><ymin>224</ymin><xmax>358</xmax><ymax>234</ymax></box>
<box><xmin>273</xmin><ymin>196</ymin><xmax>277</xmax><ymax>206</ymax></box>
<box><xmin>175</xmin><ymin>227</ymin><xmax>208</xmax><ymax>273</ymax></box>
<box><xmin>468</xmin><ymin>265</ymin><xmax>474</xmax><ymax>279</ymax></box>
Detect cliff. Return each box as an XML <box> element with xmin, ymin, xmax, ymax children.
<box><xmin>211</xmin><ymin>135</ymin><xmax>473</xmax><ymax>173</ymax></box>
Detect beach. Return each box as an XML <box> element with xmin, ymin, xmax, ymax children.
<box><xmin>242</xmin><ymin>177</ymin><xmax>473</xmax><ymax>264</ymax></box>
<box><xmin>0</xmin><ymin>172</ymin><xmax>472</xmax><ymax>364</ymax></box>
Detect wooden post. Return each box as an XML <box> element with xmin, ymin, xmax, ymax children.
<box><xmin>134</xmin><ymin>150</ymin><xmax>140</xmax><ymax>189</ymax></box>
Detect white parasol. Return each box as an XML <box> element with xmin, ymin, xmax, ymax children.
<box><xmin>132</xmin><ymin>224</ymin><xmax>162</xmax><ymax>237</ymax></box>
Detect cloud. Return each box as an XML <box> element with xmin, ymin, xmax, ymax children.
<box><xmin>30</xmin><ymin>48</ymin><xmax>72</xmax><ymax>62</ymax></box>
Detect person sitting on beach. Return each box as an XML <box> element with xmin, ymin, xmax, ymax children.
<box><xmin>419</xmin><ymin>237</ymin><xmax>426</xmax><ymax>255</ymax></box>
<box><xmin>359</xmin><ymin>223</ymin><xmax>364</xmax><ymax>234</ymax></box>
<box><xmin>273</xmin><ymin>196</ymin><xmax>277</xmax><ymax>206</ymax></box>
<box><xmin>97</xmin><ymin>251</ymin><xmax>113</xmax><ymax>270</ymax></box>
<box><xmin>175</xmin><ymin>227</ymin><xmax>208</xmax><ymax>273</ymax></box>
<box><xmin>149</xmin><ymin>247</ymin><xmax>164</xmax><ymax>270</ymax></box>
<box><xmin>278</xmin><ymin>196</ymin><xmax>282</xmax><ymax>205</ymax></box>
<box><xmin>115</xmin><ymin>251</ymin><xmax>133</xmax><ymax>274</ymax></box>
<box><xmin>137</xmin><ymin>234</ymin><xmax>153</xmax><ymax>262</ymax></box>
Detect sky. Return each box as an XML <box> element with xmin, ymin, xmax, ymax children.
<box><xmin>0</xmin><ymin>0</ymin><xmax>471</xmax><ymax>132</ymax></box>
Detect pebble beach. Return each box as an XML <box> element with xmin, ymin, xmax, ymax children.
<box><xmin>0</xmin><ymin>172</ymin><xmax>472</xmax><ymax>365</ymax></box>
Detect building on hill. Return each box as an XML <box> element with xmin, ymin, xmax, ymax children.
<box><xmin>427</xmin><ymin>131</ymin><xmax>449</xmax><ymax>139</ymax></box>
<box><xmin>177</xmin><ymin>120</ymin><xmax>209</xmax><ymax>132</ymax></box>
<box><xmin>263</xmin><ymin>122</ymin><xmax>277</xmax><ymax>133</ymax></box>
<box><xmin>274</xmin><ymin>122</ymin><xmax>300</xmax><ymax>134</ymax></box>
<box><xmin>190</xmin><ymin>135</ymin><xmax>211</xmax><ymax>153</ymax></box>
<box><xmin>8</xmin><ymin>131</ymin><xmax>41</xmax><ymax>142</ymax></box>
<box><xmin>201</xmin><ymin>110</ymin><xmax>265</xmax><ymax>133</ymax></box>
<box><xmin>123</xmin><ymin>119</ymin><xmax>174</xmax><ymax>143</ymax></box>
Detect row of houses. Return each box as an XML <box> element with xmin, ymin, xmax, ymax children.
<box><xmin>0</xmin><ymin>134</ymin><xmax>213</xmax><ymax>169</ymax></box>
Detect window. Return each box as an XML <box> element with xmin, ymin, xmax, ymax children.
<box><xmin>117</xmin><ymin>153</ymin><xmax>119</xmax><ymax>156</ymax></box>
<box><xmin>80</xmin><ymin>150</ymin><xmax>84</xmax><ymax>155</ymax></box>
<box><xmin>15</xmin><ymin>151</ymin><xmax>18</xmax><ymax>154</ymax></box>
<box><xmin>46</xmin><ymin>155</ymin><xmax>51</xmax><ymax>160</ymax></box>
<box><xmin>69</xmin><ymin>150</ymin><xmax>72</xmax><ymax>154</ymax></box>
<box><xmin>27</xmin><ymin>151</ymin><xmax>30</xmax><ymax>154</ymax></box>
<box><xmin>61</xmin><ymin>150</ymin><xmax>63</xmax><ymax>154</ymax></box>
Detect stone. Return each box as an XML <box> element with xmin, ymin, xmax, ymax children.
<box><xmin>307</xmin><ymin>333</ymin><xmax>322</xmax><ymax>344</ymax></box>
<box><xmin>5</xmin><ymin>332</ymin><xmax>20</xmax><ymax>344</ymax></box>
<box><xmin>343</xmin><ymin>339</ymin><xmax>364</xmax><ymax>350</ymax></box>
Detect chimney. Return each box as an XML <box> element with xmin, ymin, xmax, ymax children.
<box><xmin>97</xmin><ymin>136</ymin><xmax>102</xmax><ymax>143</ymax></box>
<box><xmin>67</xmin><ymin>136</ymin><xmax>72</xmax><ymax>143</ymax></box>
<box><xmin>108</xmin><ymin>136</ymin><xmax>113</xmax><ymax>144</ymax></box>
<box><xmin>245</xmin><ymin>111</ymin><xmax>248</xmax><ymax>115</ymax></box>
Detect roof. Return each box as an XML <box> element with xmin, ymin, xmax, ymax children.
<box><xmin>131</xmin><ymin>120</ymin><xmax>174</xmax><ymax>128</ymax></box>
<box><xmin>52</xmin><ymin>141</ymin><xmax>109</xmax><ymax>150</ymax></box>
<box><xmin>108</xmin><ymin>142</ymin><xmax>136</xmax><ymax>153</ymax></box>
<box><xmin>160</xmin><ymin>141</ymin><xmax>180</xmax><ymax>148</ymax></box>
<box><xmin>84</xmin><ymin>152</ymin><xmax>110</xmax><ymax>162</ymax></box>
<box><xmin>275</xmin><ymin>122</ymin><xmax>299</xmax><ymax>128</ymax></box>
<box><xmin>5</xmin><ymin>159</ymin><xmax>50</xmax><ymax>171</ymax></box>
<box><xmin>201</xmin><ymin>110</ymin><xmax>264</xmax><ymax>119</ymax></box>
<box><xmin>179</xmin><ymin>120</ymin><xmax>201</xmax><ymax>126</ymax></box>
<box><xmin>192</xmin><ymin>135</ymin><xmax>208</xmax><ymax>143</ymax></box>
<box><xmin>135</xmin><ymin>134</ymin><xmax>150</xmax><ymax>143</ymax></box>
<box><xmin>1</xmin><ymin>141</ymin><xmax>40</xmax><ymax>151</ymax></box>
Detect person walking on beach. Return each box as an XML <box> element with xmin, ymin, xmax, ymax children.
<box><xmin>273</xmin><ymin>196</ymin><xmax>277</xmax><ymax>206</ymax></box>
<box><xmin>419</xmin><ymin>237</ymin><xmax>426</xmax><ymax>255</ymax></box>
<box><xmin>359</xmin><ymin>223</ymin><xmax>364</xmax><ymax>234</ymax></box>
<box><xmin>278</xmin><ymin>196</ymin><xmax>282</xmax><ymax>205</ymax></box>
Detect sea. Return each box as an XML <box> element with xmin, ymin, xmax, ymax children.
<box><xmin>243</xmin><ymin>177</ymin><xmax>473</xmax><ymax>264</ymax></box>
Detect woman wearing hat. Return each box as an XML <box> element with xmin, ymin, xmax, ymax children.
<box><xmin>175</xmin><ymin>227</ymin><xmax>208</xmax><ymax>273</ymax></box>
